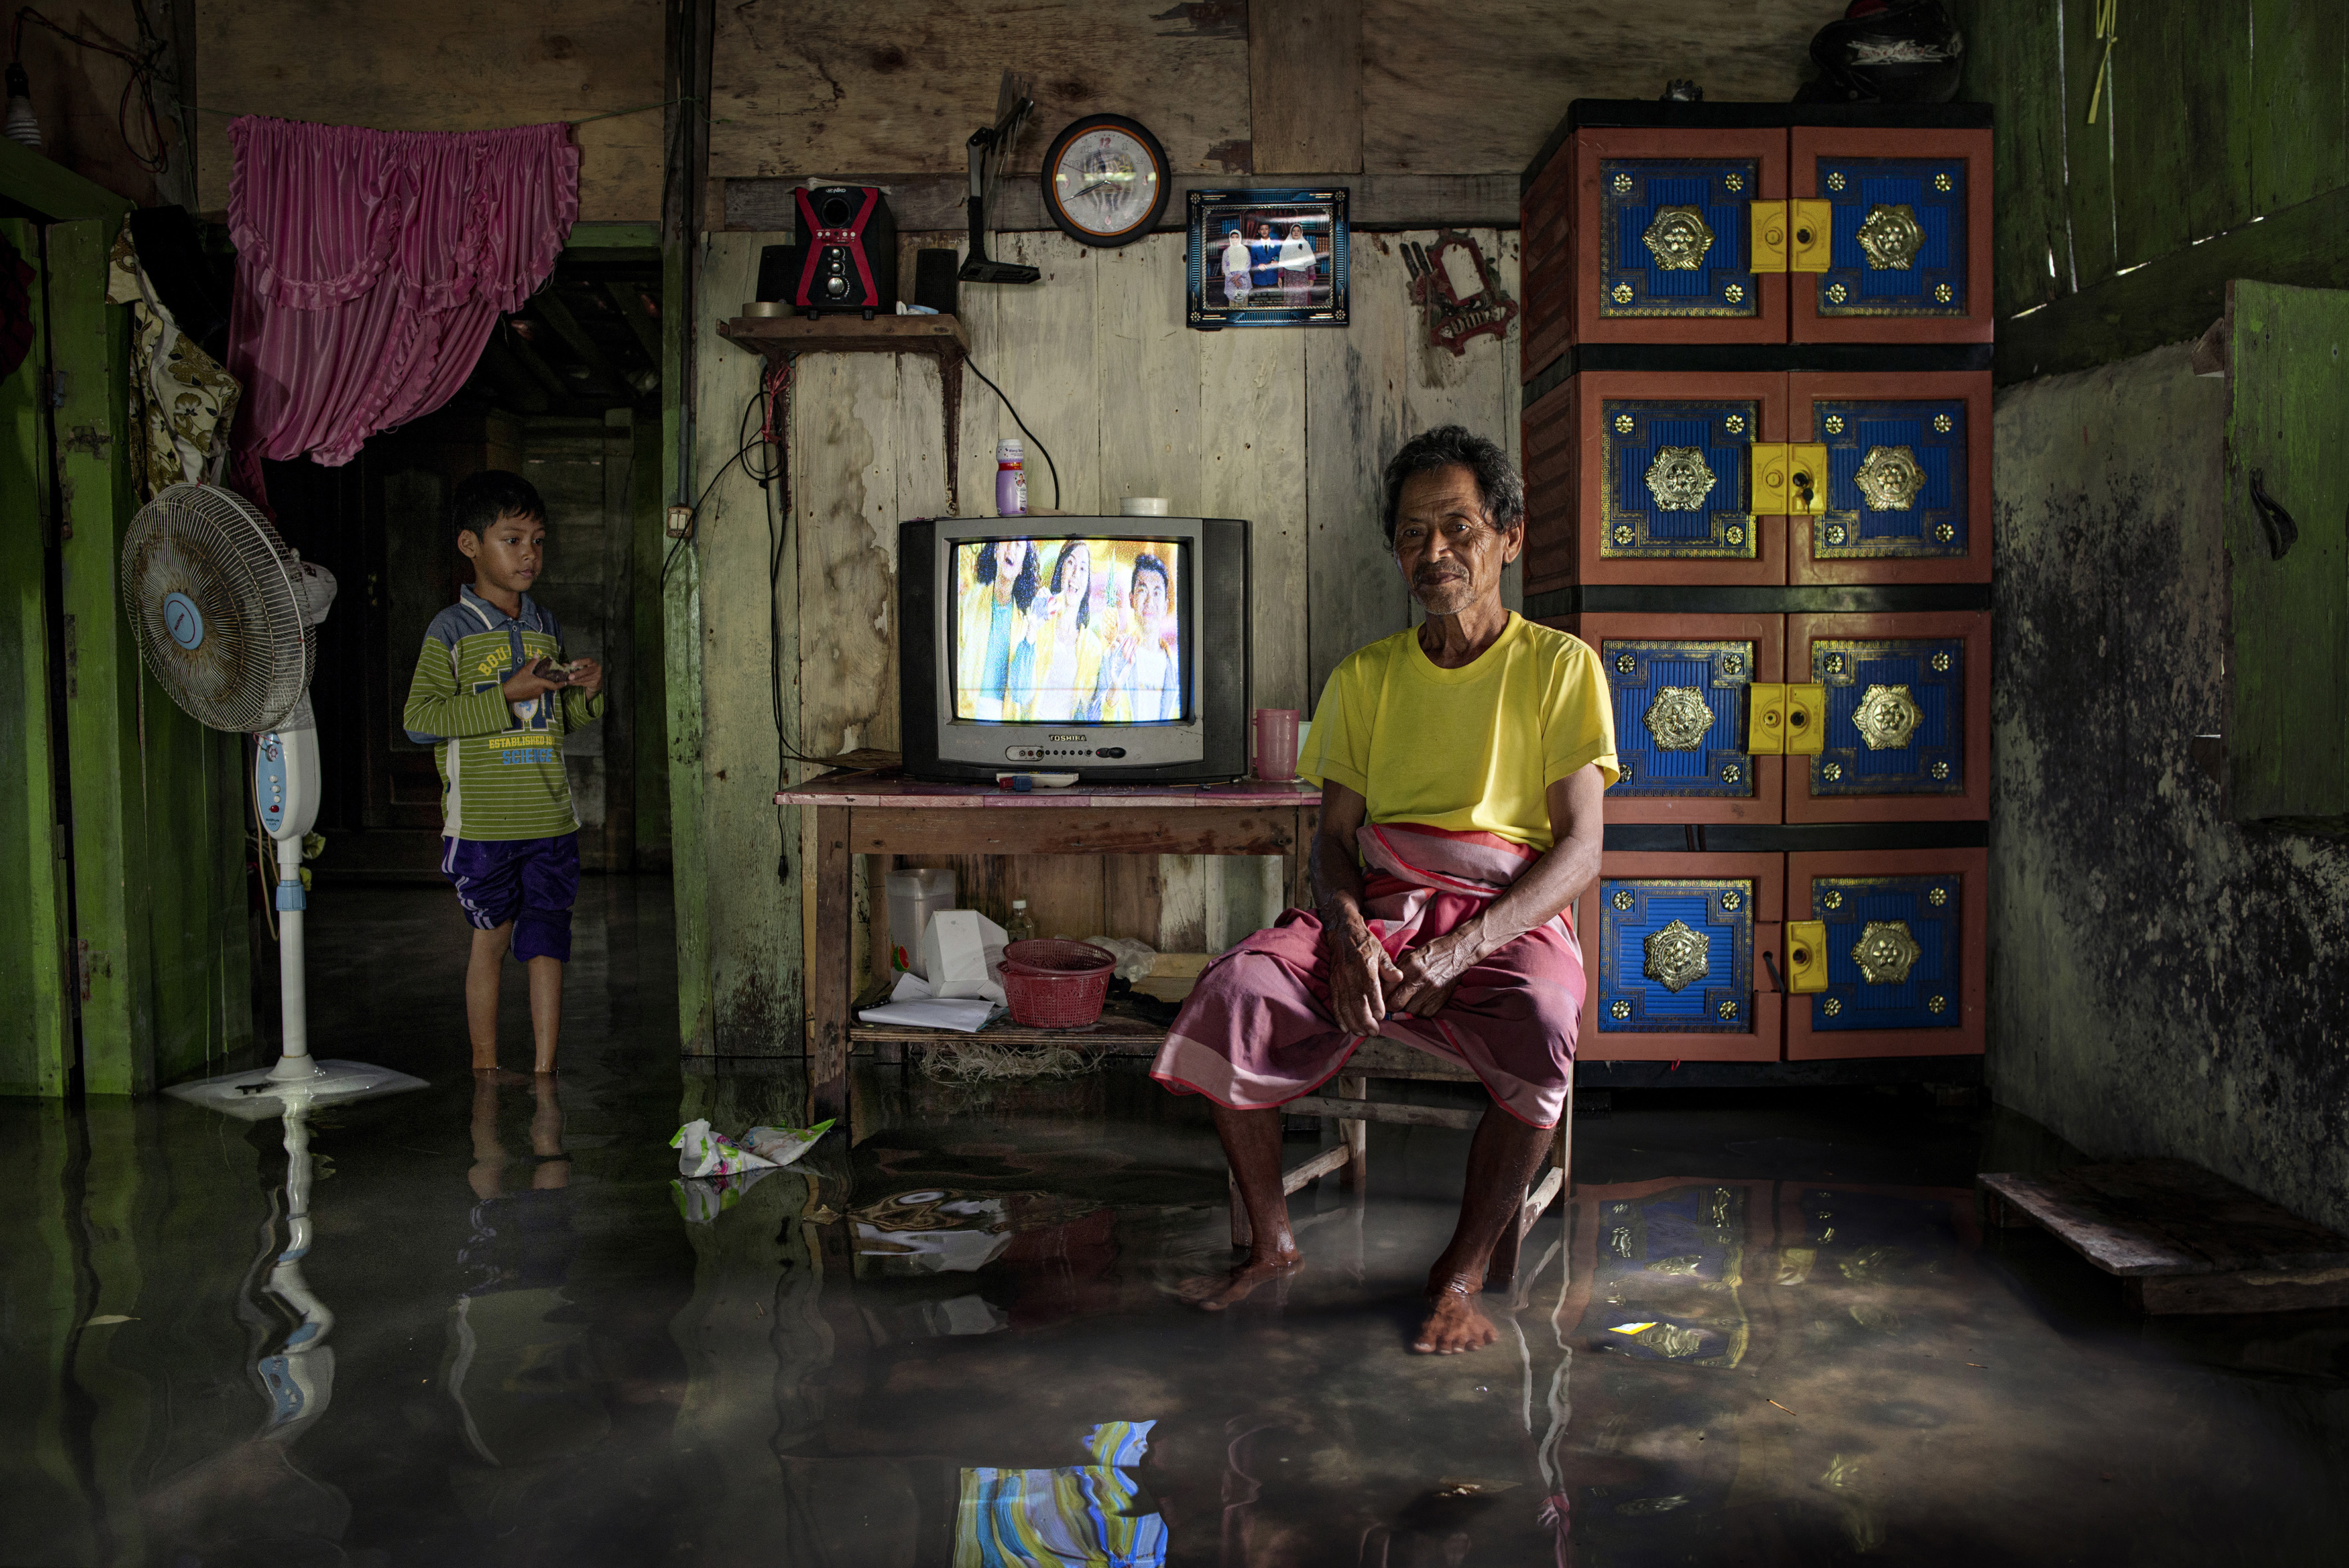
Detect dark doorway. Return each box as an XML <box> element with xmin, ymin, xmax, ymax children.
<box><xmin>268</xmin><ymin>241</ymin><xmax>668</xmax><ymax>878</ymax></box>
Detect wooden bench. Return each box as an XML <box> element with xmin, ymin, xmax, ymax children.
<box><xmin>1240</xmin><ymin>1038</ymin><xmax>1571</xmax><ymax>1291</ymax></box>
<box><xmin>1978</xmin><ymin>1159</ymin><xmax>2349</xmax><ymax>1314</ymax></box>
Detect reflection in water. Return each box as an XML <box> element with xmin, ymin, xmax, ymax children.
<box><xmin>12</xmin><ymin>1020</ymin><xmax>2349</xmax><ymax>1565</ymax></box>
<box><xmin>955</xmin><ymin>1418</ymin><xmax>1167</xmax><ymax>1567</ymax></box>
<box><xmin>446</xmin><ymin>1075</ymin><xmax>608</xmax><ymax>1470</ymax></box>
<box><xmin>141</xmin><ymin>1091</ymin><xmax>354</xmax><ymax>1565</ymax></box>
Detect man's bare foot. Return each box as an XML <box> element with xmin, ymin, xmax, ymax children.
<box><xmin>1412</xmin><ymin>1282</ymin><xmax>1499</xmax><ymax>1354</ymax></box>
<box><xmin>1177</xmin><ymin>1247</ymin><xmax>1304</xmax><ymax>1310</ymax></box>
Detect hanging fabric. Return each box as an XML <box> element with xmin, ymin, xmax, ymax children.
<box><xmin>108</xmin><ymin>220</ymin><xmax>242</xmax><ymax>498</ymax></box>
<box><xmin>222</xmin><ymin>116</ymin><xmax>580</xmax><ymax>507</ymax></box>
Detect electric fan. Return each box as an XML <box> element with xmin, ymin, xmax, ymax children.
<box><xmin>122</xmin><ymin>481</ymin><xmax>425</xmax><ymax>1114</ymax></box>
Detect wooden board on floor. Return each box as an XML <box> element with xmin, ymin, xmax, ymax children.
<box><xmin>1979</xmin><ymin>1160</ymin><xmax>2349</xmax><ymax>1315</ymax></box>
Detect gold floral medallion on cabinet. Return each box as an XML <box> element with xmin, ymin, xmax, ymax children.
<box><xmin>1851</xmin><ymin>684</ymin><xmax>1921</xmax><ymax>751</ymax></box>
<box><xmin>1850</xmin><ymin>920</ymin><xmax>1921</xmax><ymax>986</ymax></box>
<box><xmin>1645</xmin><ymin>687</ymin><xmax>1715</xmax><ymax>751</ymax></box>
<box><xmin>1644</xmin><ymin>448</ymin><xmax>1717</xmax><ymax>512</ymax></box>
<box><xmin>1644</xmin><ymin>920</ymin><xmax>1711</xmax><ymax>993</ymax></box>
<box><xmin>1856</xmin><ymin>204</ymin><xmax>1925</xmax><ymax>270</ymax></box>
<box><xmin>1854</xmin><ymin>445</ymin><xmax>1926</xmax><ymax>511</ymax></box>
<box><xmin>1642</xmin><ymin>206</ymin><xmax>1715</xmax><ymax>271</ymax></box>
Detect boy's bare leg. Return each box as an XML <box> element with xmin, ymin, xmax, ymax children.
<box><xmin>1414</xmin><ymin>1106</ymin><xmax>1552</xmax><ymax>1354</ymax></box>
<box><xmin>1179</xmin><ymin>1103</ymin><xmax>1303</xmax><ymax>1309</ymax></box>
<box><xmin>466</xmin><ymin>923</ymin><xmax>515</xmax><ymax>1071</ymax></box>
<box><xmin>527</xmin><ymin>955</ymin><xmax>563</xmax><ymax>1074</ymax></box>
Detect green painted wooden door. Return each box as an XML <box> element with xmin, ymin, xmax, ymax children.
<box><xmin>2226</xmin><ymin>280</ymin><xmax>2349</xmax><ymax>827</ymax></box>
<box><xmin>0</xmin><ymin>219</ymin><xmax>74</xmax><ymax>1095</ymax></box>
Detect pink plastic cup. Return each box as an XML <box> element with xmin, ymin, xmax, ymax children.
<box><xmin>1253</xmin><ymin>708</ymin><xmax>1299</xmax><ymax>782</ymax></box>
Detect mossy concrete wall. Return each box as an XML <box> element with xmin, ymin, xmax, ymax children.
<box><xmin>1991</xmin><ymin>341</ymin><xmax>2349</xmax><ymax>1233</ymax></box>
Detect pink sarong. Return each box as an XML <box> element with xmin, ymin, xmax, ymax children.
<box><xmin>1152</xmin><ymin>823</ymin><xmax>1583</xmax><ymax>1128</ymax></box>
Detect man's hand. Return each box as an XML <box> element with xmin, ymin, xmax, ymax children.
<box><xmin>565</xmin><ymin>656</ymin><xmax>603</xmax><ymax>697</ymax></box>
<box><xmin>1323</xmin><ymin>908</ymin><xmax>1403</xmax><ymax>1036</ymax></box>
<box><xmin>1386</xmin><ymin>922</ymin><xmax>1486</xmax><ymax>1018</ymax></box>
<box><xmin>500</xmin><ymin>658</ymin><xmax>560</xmax><ymax>703</ymax></box>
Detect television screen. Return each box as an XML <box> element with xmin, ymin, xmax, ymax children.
<box><xmin>949</xmin><ymin>536</ymin><xmax>1187</xmax><ymax>724</ymax></box>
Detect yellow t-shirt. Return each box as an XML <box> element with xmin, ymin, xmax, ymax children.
<box><xmin>1299</xmin><ymin>614</ymin><xmax>1620</xmax><ymax>853</ymax></box>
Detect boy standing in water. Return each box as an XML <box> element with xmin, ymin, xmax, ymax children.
<box><xmin>402</xmin><ymin>471</ymin><xmax>604</xmax><ymax>1076</ymax></box>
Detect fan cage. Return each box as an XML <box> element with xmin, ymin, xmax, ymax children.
<box><xmin>121</xmin><ymin>482</ymin><xmax>315</xmax><ymax>734</ymax></box>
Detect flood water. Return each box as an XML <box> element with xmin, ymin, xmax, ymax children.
<box><xmin>5</xmin><ymin>880</ymin><xmax>2346</xmax><ymax>1566</ymax></box>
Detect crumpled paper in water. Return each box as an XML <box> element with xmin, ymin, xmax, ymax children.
<box><xmin>671</xmin><ymin>1117</ymin><xmax>833</xmax><ymax>1178</ymax></box>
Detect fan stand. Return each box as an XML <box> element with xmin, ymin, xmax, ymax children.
<box><xmin>165</xmin><ymin>726</ymin><xmax>426</xmax><ymax>1118</ymax></box>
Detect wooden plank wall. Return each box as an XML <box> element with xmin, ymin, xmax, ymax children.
<box><xmin>706</xmin><ymin>0</ymin><xmax>1816</xmax><ymax>182</ymax></box>
<box><xmin>0</xmin><ymin>218</ymin><xmax>74</xmax><ymax>1096</ymax></box>
<box><xmin>1958</xmin><ymin>0</ymin><xmax>2349</xmax><ymax>379</ymax></box>
<box><xmin>191</xmin><ymin>0</ymin><xmax>664</xmax><ymax>219</ymax></box>
<box><xmin>686</xmin><ymin>224</ymin><xmax>1520</xmax><ymax>1038</ymax></box>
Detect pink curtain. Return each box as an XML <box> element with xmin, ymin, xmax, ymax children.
<box><xmin>224</xmin><ymin>116</ymin><xmax>581</xmax><ymax>503</ymax></box>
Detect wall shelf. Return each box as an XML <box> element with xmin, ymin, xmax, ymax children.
<box><xmin>718</xmin><ymin>312</ymin><xmax>970</xmax><ymax>510</ymax></box>
<box><xmin>717</xmin><ymin>312</ymin><xmax>969</xmax><ymax>363</ymax></box>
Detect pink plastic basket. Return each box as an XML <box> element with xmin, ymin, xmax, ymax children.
<box><xmin>1000</xmin><ymin>939</ymin><xmax>1116</xmax><ymax>1028</ymax></box>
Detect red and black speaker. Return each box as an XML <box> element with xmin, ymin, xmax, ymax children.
<box><xmin>792</xmin><ymin>185</ymin><xmax>898</xmax><ymax>318</ymax></box>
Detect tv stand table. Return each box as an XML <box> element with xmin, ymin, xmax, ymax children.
<box><xmin>774</xmin><ymin>773</ymin><xmax>1323</xmax><ymax>1122</ymax></box>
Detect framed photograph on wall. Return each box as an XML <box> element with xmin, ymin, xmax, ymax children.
<box><xmin>1185</xmin><ymin>188</ymin><xmax>1349</xmax><ymax>329</ymax></box>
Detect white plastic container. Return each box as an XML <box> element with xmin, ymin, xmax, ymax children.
<box><xmin>886</xmin><ymin>868</ymin><xmax>958</xmax><ymax>978</ymax></box>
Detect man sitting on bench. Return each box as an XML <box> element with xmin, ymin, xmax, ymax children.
<box><xmin>1153</xmin><ymin>425</ymin><xmax>1617</xmax><ymax>1355</ymax></box>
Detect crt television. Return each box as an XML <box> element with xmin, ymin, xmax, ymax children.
<box><xmin>898</xmin><ymin>516</ymin><xmax>1251</xmax><ymax>783</ymax></box>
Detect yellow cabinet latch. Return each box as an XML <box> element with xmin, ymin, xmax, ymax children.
<box><xmin>1747</xmin><ymin>684</ymin><xmax>1829</xmax><ymax>754</ymax></box>
<box><xmin>1748</xmin><ymin>200</ymin><xmax>1833</xmax><ymax>272</ymax></box>
<box><xmin>1751</xmin><ymin>444</ymin><xmax>1830</xmax><ymax>516</ymax></box>
<box><xmin>1784</xmin><ymin>920</ymin><xmax>1830</xmax><ymax>993</ymax></box>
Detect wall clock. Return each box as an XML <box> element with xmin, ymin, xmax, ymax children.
<box><xmin>1040</xmin><ymin>115</ymin><xmax>1171</xmax><ymax>248</ymax></box>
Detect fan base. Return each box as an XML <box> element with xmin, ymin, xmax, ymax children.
<box><xmin>164</xmin><ymin>1059</ymin><xmax>428</xmax><ymax>1120</ymax></box>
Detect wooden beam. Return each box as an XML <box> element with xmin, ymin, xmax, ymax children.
<box><xmin>0</xmin><ymin>137</ymin><xmax>134</xmax><ymax>221</ymax></box>
<box><xmin>1995</xmin><ymin>184</ymin><xmax>2349</xmax><ymax>383</ymax></box>
<box><xmin>529</xmin><ymin>288</ymin><xmax>630</xmax><ymax>398</ymax></box>
<box><xmin>721</xmin><ymin>172</ymin><xmax>1520</xmax><ymax>233</ymax></box>
<box><xmin>48</xmin><ymin>219</ymin><xmax>154</xmax><ymax>1093</ymax></box>
<box><xmin>474</xmin><ymin>337</ymin><xmax>554</xmax><ymax>414</ymax></box>
<box><xmin>1286</xmin><ymin>1093</ymin><xmax>1482</xmax><ymax>1130</ymax></box>
<box><xmin>566</xmin><ymin>222</ymin><xmax>662</xmax><ymax>249</ymax></box>
<box><xmin>1250</xmin><ymin>0</ymin><xmax>1364</xmax><ymax>174</ymax></box>
<box><xmin>503</xmin><ymin>328</ymin><xmax>575</xmax><ymax>405</ymax></box>
<box><xmin>602</xmin><ymin>279</ymin><xmax>664</xmax><ymax>365</ymax></box>
<box><xmin>0</xmin><ymin>217</ymin><xmax>73</xmax><ymax>1095</ymax></box>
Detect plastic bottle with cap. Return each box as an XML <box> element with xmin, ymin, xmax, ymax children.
<box><xmin>996</xmin><ymin>440</ymin><xmax>1027</xmax><ymax>516</ymax></box>
<box><xmin>1006</xmin><ymin>899</ymin><xmax>1036</xmax><ymax>943</ymax></box>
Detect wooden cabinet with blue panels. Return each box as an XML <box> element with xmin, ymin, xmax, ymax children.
<box><xmin>1788</xmin><ymin>371</ymin><xmax>1991</xmax><ymax>584</ymax></box>
<box><xmin>1572</xmin><ymin>852</ymin><xmax>1785</xmax><ymax>1063</ymax></box>
<box><xmin>1519</xmin><ymin>102</ymin><xmax>1990</xmax><ymax>357</ymax></box>
<box><xmin>1784</xmin><ymin>849</ymin><xmax>1986</xmax><ymax>1060</ymax></box>
<box><xmin>1536</xmin><ymin>371</ymin><xmax>1793</xmax><ymax>588</ymax></box>
<box><xmin>1567</xmin><ymin>613</ymin><xmax>1785</xmax><ymax>824</ymax></box>
<box><xmin>1522</xmin><ymin>110</ymin><xmax>1787</xmax><ymax>357</ymax></box>
<box><xmin>1788</xmin><ymin>127</ymin><xmax>1994</xmax><ymax>345</ymax></box>
<box><xmin>1784</xmin><ymin>613</ymin><xmax>1990</xmax><ymax>824</ymax></box>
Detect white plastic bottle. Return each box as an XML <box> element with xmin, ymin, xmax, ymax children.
<box><xmin>996</xmin><ymin>439</ymin><xmax>1028</xmax><ymax>516</ymax></box>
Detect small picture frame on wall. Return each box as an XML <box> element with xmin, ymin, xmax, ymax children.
<box><xmin>1185</xmin><ymin>188</ymin><xmax>1349</xmax><ymax>330</ymax></box>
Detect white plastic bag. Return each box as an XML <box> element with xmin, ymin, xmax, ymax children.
<box><xmin>921</xmin><ymin>909</ymin><xmax>1008</xmax><ymax>1004</ymax></box>
<box><xmin>743</xmin><ymin>1120</ymin><xmax>835</xmax><ymax>1166</ymax></box>
<box><xmin>671</xmin><ymin>1118</ymin><xmax>776</xmax><ymax>1177</ymax></box>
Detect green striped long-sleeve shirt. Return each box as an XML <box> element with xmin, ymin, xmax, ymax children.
<box><xmin>401</xmin><ymin>586</ymin><xmax>605</xmax><ymax>841</ymax></box>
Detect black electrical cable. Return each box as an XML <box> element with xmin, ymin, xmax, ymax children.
<box><xmin>963</xmin><ymin>354</ymin><xmax>1060</xmax><ymax>511</ymax></box>
<box><xmin>11</xmin><ymin>6</ymin><xmax>173</xmax><ymax>174</ymax></box>
<box><xmin>656</xmin><ymin>385</ymin><xmax>770</xmax><ymax>594</ymax></box>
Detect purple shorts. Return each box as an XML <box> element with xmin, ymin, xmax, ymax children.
<box><xmin>441</xmin><ymin>832</ymin><xmax>579</xmax><ymax>962</ymax></box>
